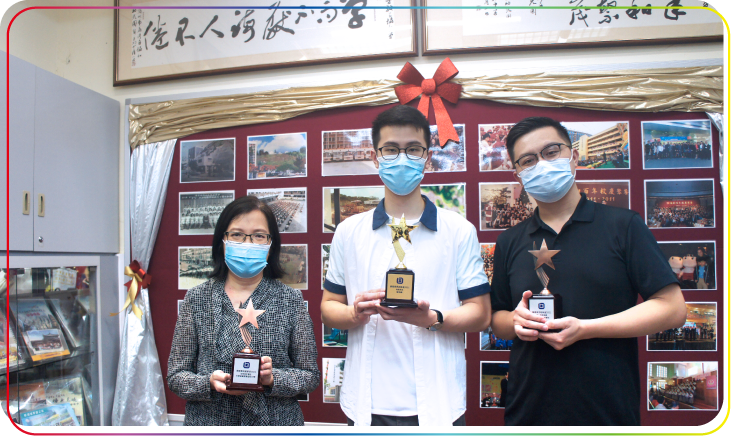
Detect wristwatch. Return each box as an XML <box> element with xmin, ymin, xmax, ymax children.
<box><xmin>427</xmin><ymin>309</ymin><xmax>444</xmax><ymax>331</ymax></box>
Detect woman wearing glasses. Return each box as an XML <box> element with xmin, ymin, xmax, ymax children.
<box><xmin>168</xmin><ymin>196</ymin><xmax>319</xmax><ymax>426</ymax></box>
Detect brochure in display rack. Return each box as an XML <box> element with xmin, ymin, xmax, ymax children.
<box><xmin>1</xmin><ymin>309</ymin><xmax>28</xmax><ymax>373</ymax></box>
<box><xmin>13</xmin><ymin>299</ymin><xmax>71</xmax><ymax>362</ymax></box>
<box><xmin>47</xmin><ymin>298</ymin><xmax>90</xmax><ymax>349</ymax></box>
<box><xmin>44</xmin><ymin>377</ymin><xmax>86</xmax><ymax>425</ymax></box>
<box><xmin>19</xmin><ymin>403</ymin><xmax>80</xmax><ymax>426</ymax></box>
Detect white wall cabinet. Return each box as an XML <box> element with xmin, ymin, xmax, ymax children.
<box><xmin>1</xmin><ymin>54</ymin><xmax>120</xmax><ymax>253</ymax></box>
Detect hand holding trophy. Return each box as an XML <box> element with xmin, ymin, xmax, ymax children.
<box><xmin>382</xmin><ymin>214</ymin><xmax>418</xmax><ymax>308</ymax></box>
<box><xmin>527</xmin><ymin>239</ymin><xmax>563</xmax><ymax>333</ymax></box>
<box><xmin>227</xmin><ymin>301</ymin><xmax>266</xmax><ymax>392</ymax></box>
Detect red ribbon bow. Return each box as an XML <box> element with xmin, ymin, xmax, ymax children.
<box><xmin>111</xmin><ymin>260</ymin><xmax>152</xmax><ymax>320</ymax></box>
<box><xmin>394</xmin><ymin>58</ymin><xmax>462</xmax><ymax>148</ymax></box>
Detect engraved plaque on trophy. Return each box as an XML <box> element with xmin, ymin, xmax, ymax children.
<box><xmin>528</xmin><ymin>239</ymin><xmax>563</xmax><ymax>333</ymax></box>
<box><xmin>227</xmin><ymin>301</ymin><xmax>265</xmax><ymax>392</ymax></box>
<box><xmin>382</xmin><ymin>215</ymin><xmax>418</xmax><ymax>308</ymax></box>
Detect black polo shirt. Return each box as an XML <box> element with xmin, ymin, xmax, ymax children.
<box><xmin>491</xmin><ymin>193</ymin><xmax>679</xmax><ymax>426</ymax></box>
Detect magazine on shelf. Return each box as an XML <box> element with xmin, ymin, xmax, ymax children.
<box><xmin>13</xmin><ymin>299</ymin><xmax>71</xmax><ymax>361</ymax></box>
<box><xmin>45</xmin><ymin>377</ymin><xmax>86</xmax><ymax>425</ymax></box>
<box><xmin>19</xmin><ymin>403</ymin><xmax>80</xmax><ymax>426</ymax></box>
<box><xmin>2</xmin><ymin>381</ymin><xmax>47</xmax><ymax>422</ymax></box>
<box><xmin>1</xmin><ymin>309</ymin><xmax>27</xmax><ymax>372</ymax></box>
<box><xmin>47</xmin><ymin>298</ymin><xmax>90</xmax><ymax>349</ymax></box>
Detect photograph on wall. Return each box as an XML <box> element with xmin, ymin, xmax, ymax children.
<box><xmin>323</xmin><ymin>324</ymin><xmax>348</xmax><ymax>347</ymax></box>
<box><xmin>323</xmin><ymin>186</ymin><xmax>384</xmax><ymax>233</ymax></box>
<box><xmin>480</xmin><ymin>243</ymin><xmax>496</xmax><ymax>285</ymax></box>
<box><xmin>178</xmin><ymin>247</ymin><xmax>213</xmax><ymax>290</ymax></box>
<box><xmin>179</xmin><ymin>191</ymin><xmax>234</xmax><ymax>235</ymax></box>
<box><xmin>421</xmin><ymin>184</ymin><xmax>466</xmax><ymax>218</ymax></box>
<box><xmin>657</xmin><ymin>241</ymin><xmax>716</xmax><ymax>290</ymax></box>
<box><xmin>323</xmin><ymin>358</ymin><xmax>346</xmax><ymax>404</ymax></box>
<box><xmin>247</xmin><ymin>188</ymin><xmax>307</xmax><ymax>233</ymax></box>
<box><xmin>177</xmin><ymin>300</ymin><xmax>184</xmax><ymax>316</ymax></box>
<box><xmin>642</xmin><ymin>120</ymin><xmax>713</xmax><ymax>169</ymax></box>
<box><xmin>322</xmin><ymin>129</ymin><xmax>377</xmax><ymax>177</ymax></box>
<box><xmin>648</xmin><ymin>303</ymin><xmax>716</xmax><ymax>352</ymax></box>
<box><xmin>575</xmin><ymin>180</ymin><xmax>630</xmax><ymax>209</ymax></box>
<box><xmin>563</xmin><ymin>121</ymin><xmax>630</xmax><ymax>169</ymax></box>
<box><xmin>296</xmin><ymin>393</ymin><xmax>309</xmax><ymax>402</ymax></box>
<box><xmin>180</xmin><ymin>138</ymin><xmax>235</xmax><ymax>183</ymax></box>
<box><xmin>13</xmin><ymin>300</ymin><xmax>71</xmax><ymax>362</ymax></box>
<box><xmin>278</xmin><ymin>245</ymin><xmax>307</xmax><ymax>290</ymax></box>
<box><xmin>322</xmin><ymin>244</ymin><xmax>331</xmax><ymax>287</ymax></box>
<box><xmin>479</xmin><ymin>183</ymin><xmax>536</xmax><ymax>231</ymax></box>
<box><xmin>427</xmin><ymin>125</ymin><xmax>466</xmax><ymax>172</ymax></box>
<box><xmin>248</xmin><ymin>132</ymin><xmax>307</xmax><ymax>179</ymax></box>
<box><xmin>648</xmin><ymin>362</ymin><xmax>718</xmax><ymax>411</ymax></box>
<box><xmin>480</xmin><ymin>326</ymin><xmax>512</xmax><ymax>351</ymax></box>
<box><xmin>480</xmin><ymin>361</ymin><xmax>509</xmax><ymax>408</ymax></box>
<box><xmin>645</xmin><ymin>179</ymin><xmax>715</xmax><ymax>228</ymax></box>
<box><xmin>478</xmin><ymin>124</ymin><xmax>513</xmax><ymax>171</ymax></box>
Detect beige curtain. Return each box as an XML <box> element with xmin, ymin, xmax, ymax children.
<box><xmin>129</xmin><ymin>66</ymin><xmax>722</xmax><ymax>149</ymax></box>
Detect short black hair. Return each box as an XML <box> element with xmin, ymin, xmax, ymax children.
<box><xmin>371</xmin><ymin>105</ymin><xmax>431</xmax><ymax>151</ymax></box>
<box><xmin>209</xmin><ymin>196</ymin><xmax>284</xmax><ymax>281</ymax></box>
<box><xmin>505</xmin><ymin>116</ymin><xmax>572</xmax><ymax>163</ymax></box>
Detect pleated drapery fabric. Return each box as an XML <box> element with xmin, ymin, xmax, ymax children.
<box><xmin>112</xmin><ymin>139</ymin><xmax>176</xmax><ymax>426</ymax></box>
<box><xmin>128</xmin><ymin>66</ymin><xmax>722</xmax><ymax>150</ymax></box>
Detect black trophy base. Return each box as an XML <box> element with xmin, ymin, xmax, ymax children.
<box><xmin>528</xmin><ymin>293</ymin><xmax>563</xmax><ymax>333</ymax></box>
<box><xmin>383</xmin><ymin>268</ymin><xmax>417</xmax><ymax>309</ymax></box>
<box><xmin>226</xmin><ymin>350</ymin><xmax>265</xmax><ymax>392</ymax></box>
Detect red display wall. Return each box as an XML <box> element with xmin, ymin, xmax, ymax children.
<box><xmin>146</xmin><ymin>98</ymin><xmax>724</xmax><ymax>426</ymax></box>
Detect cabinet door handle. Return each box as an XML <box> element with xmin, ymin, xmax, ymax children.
<box><xmin>22</xmin><ymin>191</ymin><xmax>30</xmax><ymax>215</ymax></box>
<box><xmin>38</xmin><ymin>193</ymin><xmax>45</xmax><ymax>217</ymax></box>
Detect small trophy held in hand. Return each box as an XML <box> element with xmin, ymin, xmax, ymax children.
<box><xmin>383</xmin><ymin>214</ymin><xmax>418</xmax><ymax>308</ymax></box>
<box><xmin>528</xmin><ymin>239</ymin><xmax>563</xmax><ymax>333</ymax></box>
<box><xmin>227</xmin><ymin>301</ymin><xmax>265</xmax><ymax>392</ymax></box>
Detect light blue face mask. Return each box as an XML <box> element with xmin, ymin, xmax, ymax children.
<box><xmin>377</xmin><ymin>154</ymin><xmax>426</xmax><ymax>196</ymax></box>
<box><xmin>224</xmin><ymin>240</ymin><xmax>270</xmax><ymax>279</ymax></box>
<box><xmin>518</xmin><ymin>156</ymin><xmax>575</xmax><ymax>203</ymax></box>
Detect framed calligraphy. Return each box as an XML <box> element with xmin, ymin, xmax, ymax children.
<box><xmin>114</xmin><ymin>0</ymin><xmax>416</xmax><ymax>86</ymax></box>
<box><xmin>422</xmin><ymin>0</ymin><xmax>722</xmax><ymax>55</ymax></box>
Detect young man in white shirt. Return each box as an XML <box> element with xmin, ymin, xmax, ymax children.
<box><xmin>320</xmin><ymin>105</ymin><xmax>491</xmax><ymax>426</ymax></box>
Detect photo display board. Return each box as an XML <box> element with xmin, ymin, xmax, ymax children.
<box><xmin>147</xmin><ymin>99</ymin><xmax>723</xmax><ymax>426</ymax></box>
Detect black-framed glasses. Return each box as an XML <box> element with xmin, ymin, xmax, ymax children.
<box><xmin>224</xmin><ymin>231</ymin><xmax>272</xmax><ymax>245</ymax></box>
<box><xmin>377</xmin><ymin>144</ymin><xmax>427</xmax><ymax>161</ymax></box>
<box><xmin>514</xmin><ymin>143</ymin><xmax>568</xmax><ymax>172</ymax></box>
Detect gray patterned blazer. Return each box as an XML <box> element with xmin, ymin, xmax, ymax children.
<box><xmin>167</xmin><ymin>277</ymin><xmax>320</xmax><ymax>426</ymax></box>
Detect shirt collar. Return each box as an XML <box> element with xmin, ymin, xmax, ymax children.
<box><xmin>372</xmin><ymin>194</ymin><xmax>438</xmax><ymax>231</ymax></box>
<box><xmin>527</xmin><ymin>193</ymin><xmax>595</xmax><ymax>234</ymax></box>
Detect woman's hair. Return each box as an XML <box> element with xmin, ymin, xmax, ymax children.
<box><xmin>209</xmin><ymin>195</ymin><xmax>284</xmax><ymax>281</ymax></box>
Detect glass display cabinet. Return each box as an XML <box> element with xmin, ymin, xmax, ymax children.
<box><xmin>1</xmin><ymin>255</ymin><xmax>110</xmax><ymax>427</ymax></box>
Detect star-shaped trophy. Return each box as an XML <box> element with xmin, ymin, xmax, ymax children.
<box><xmin>383</xmin><ymin>214</ymin><xmax>418</xmax><ymax>308</ymax></box>
<box><xmin>527</xmin><ymin>239</ymin><xmax>563</xmax><ymax>331</ymax></box>
<box><xmin>227</xmin><ymin>301</ymin><xmax>266</xmax><ymax>391</ymax></box>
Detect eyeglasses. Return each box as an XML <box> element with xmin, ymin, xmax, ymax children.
<box><xmin>377</xmin><ymin>144</ymin><xmax>427</xmax><ymax>161</ymax></box>
<box><xmin>514</xmin><ymin>143</ymin><xmax>568</xmax><ymax>172</ymax></box>
<box><xmin>224</xmin><ymin>231</ymin><xmax>272</xmax><ymax>245</ymax></box>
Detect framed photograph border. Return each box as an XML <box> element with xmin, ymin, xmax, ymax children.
<box><xmin>477</xmin><ymin>123</ymin><xmax>514</xmax><ymax>173</ymax></box>
<box><xmin>640</xmin><ymin>120</ymin><xmax>714</xmax><ymax>170</ymax></box>
<box><xmin>178</xmin><ymin>190</ymin><xmax>235</xmax><ymax>236</ymax></box>
<box><xmin>247</xmin><ymin>187</ymin><xmax>308</xmax><ymax>234</ymax></box>
<box><xmin>322</xmin><ymin>185</ymin><xmax>384</xmax><ymax>233</ymax></box>
<box><xmin>478</xmin><ymin>360</ymin><xmax>509</xmax><ymax>409</ymax></box>
<box><xmin>179</xmin><ymin>137</ymin><xmax>236</xmax><ymax>184</ymax></box>
<box><xmin>646</xmin><ymin>301</ymin><xmax>717</xmax><ymax>353</ymax></box>
<box><xmin>563</xmin><ymin>120</ymin><xmax>631</xmax><ymax>171</ymax></box>
<box><xmin>279</xmin><ymin>243</ymin><xmax>309</xmax><ymax>290</ymax></box>
<box><xmin>178</xmin><ymin>246</ymin><xmax>211</xmax><ymax>290</ymax></box>
<box><xmin>321</xmin><ymin>128</ymin><xmax>378</xmax><ymax>177</ymax></box>
<box><xmin>114</xmin><ymin>0</ymin><xmax>418</xmax><ymax>86</ymax></box>
<box><xmin>655</xmin><ymin>240</ymin><xmax>718</xmax><ymax>291</ymax></box>
<box><xmin>322</xmin><ymin>357</ymin><xmax>346</xmax><ymax>404</ymax></box>
<box><xmin>646</xmin><ymin>361</ymin><xmax>719</xmax><ymax>411</ymax></box>
<box><xmin>643</xmin><ymin>179</ymin><xmax>716</xmax><ymax>230</ymax></box>
<box><xmin>420</xmin><ymin>2</ymin><xmax>722</xmax><ymax>56</ymax></box>
<box><xmin>428</xmin><ymin>124</ymin><xmax>467</xmax><ymax>173</ymax></box>
<box><xmin>247</xmin><ymin>132</ymin><xmax>309</xmax><ymax>181</ymax></box>
<box><xmin>575</xmin><ymin>179</ymin><xmax>632</xmax><ymax>209</ymax></box>
<box><xmin>321</xmin><ymin>243</ymin><xmax>331</xmax><ymax>289</ymax></box>
<box><xmin>477</xmin><ymin>181</ymin><xmax>522</xmax><ymax>232</ymax></box>
<box><xmin>322</xmin><ymin>324</ymin><xmax>347</xmax><ymax>348</ymax></box>
<box><xmin>421</xmin><ymin>183</ymin><xmax>467</xmax><ymax>218</ymax></box>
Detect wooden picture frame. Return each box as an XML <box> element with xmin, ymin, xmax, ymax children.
<box><xmin>114</xmin><ymin>0</ymin><xmax>417</xmax><ymax>86</ymax></box>
<box><xmin>422</xmin><ymin>1</ymin><xmax>722</xmax><ymax>56</ymax></box>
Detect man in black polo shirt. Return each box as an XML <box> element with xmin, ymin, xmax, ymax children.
<box><xmin>490</xmin><ymin>116</ymin><xmax>686</xmax><ymax>426</ymax></box>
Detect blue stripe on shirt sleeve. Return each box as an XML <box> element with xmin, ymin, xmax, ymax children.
<box><xmin>458</xmin><ymin>282</ymin><xmax>491</xmax><ymax>301</ymax></box>
<box><xmin>323</xmin><ymin>279</ymin><xmax>347</xmax><ymax>295</ymax></box>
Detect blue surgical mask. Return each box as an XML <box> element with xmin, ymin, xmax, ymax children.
<box><xmin>518</xmin><ymin>156</ymin><xmax>575</xmax><ymax>203</ymax></box>
<box><xmin>377</xmin><ymin>155</ymin><xmax>426</xmax><ymax>196</ymax></box>
<box><xmin>224</xmin><ymin>240</ymin><xmax>270</xmax><ymax>279</ymax></box>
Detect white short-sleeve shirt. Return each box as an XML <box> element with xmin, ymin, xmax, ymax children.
<box><xmin>324</xmin><ymin>195</ymin><xmax>490</xmax><ymax>426</ymax></box>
